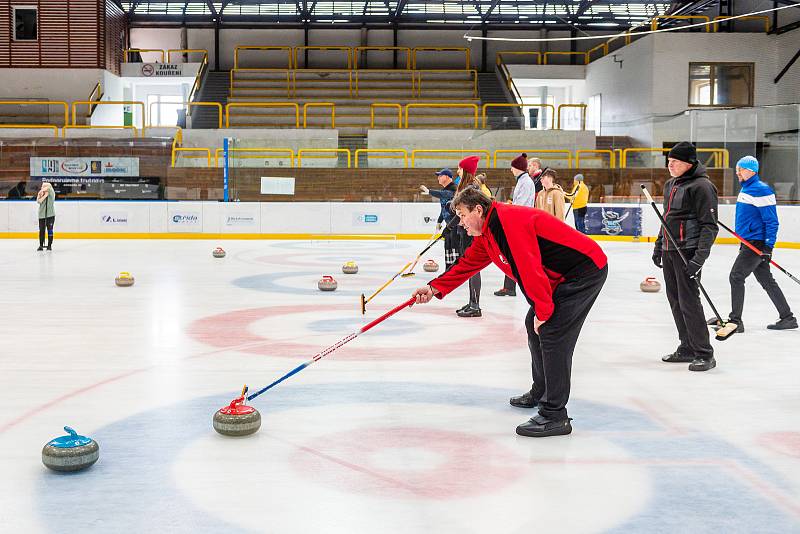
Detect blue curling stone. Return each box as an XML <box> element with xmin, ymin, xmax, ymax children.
<box><xmin>42</xmin><ymin>426</ymin><xmax>100</xmax><ymax>472</ymax></box>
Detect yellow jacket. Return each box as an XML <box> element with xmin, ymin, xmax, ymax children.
<box><xmin>566</xmin><ymin>181</ymin><xmax>589</xmax><ymax>210</ymax></box>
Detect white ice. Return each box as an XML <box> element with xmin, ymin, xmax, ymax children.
<box><xmin>1</xmin><ymin>238</ymin><xmax>799</xmax><ymax>533</ymax></box>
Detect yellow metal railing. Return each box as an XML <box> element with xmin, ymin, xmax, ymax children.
<box><xmin>493</xmin><ymin>149</ymin><xmax>573</xmax><ymax>169</ymax></box>
<box><xmin>416</xmin><ymin>69</ymin><xmax>478</xmax><ymax>98</ymax></box>
<box><xmin>0</xmin><ymin>100</ymin><xmax>69</xmax><ymax>127</ymax></box>
<box><xmin>297</xmin><ymin>148</ymin><xmax>352</xmax><ymax>168</ymax></box>
<box><xmin>172</xmin><ymin>147</ymin><xmax>211</xmax><ymax>167</ymax></box>
<box><xmin>543</xmin><ymin>52</ymin><xmax>588</xmax><ymax>65</ymax></box>
<box><xmin>481</xmin><ymin>103</ymin><xmax>555</xmax><ymax>130</ymax></box>
<box><xmin>123</xmin><ymin>48</ymin><xmax>166</xmax><ymax>63</ymax></box>
<box><xmin>167</xmin><ymin>49</ymin><xmax>208</xmax><ymax>63</ymax></box>
<box><xmin>234</xmin><ymin>46</ymin><xmax>293</xmax><ymax>69</ymax></box>
<box><xmin>355</xmin><ymin>69</ymin><xmax>415</xmax><ymax>97</ymax></box>
<box><xmin>585</xmin><ymin>42</ymin><xmax>609</xmax><ymax>63</ymax></box>
<box><xmin>557</xmin><ymin>104</ymin><xmax>587</xmax><ymax>130</ymax></box>
<box><xmin>411</xmin><ymin>149</ymin><xmax>491</xmax><ymax>169</ymax></box>
<box><xmin>412</xmin><ymin>47</ymin><xmax>471</xmax><ymax>70</ymax></box>
<box><xmin>354</xmin><ymin>47</ymin><xmax>412</xmax><ymax>69</ymax></box>
<box><xmin>651</xmin><ymin>15</ymin><xmax>711</xmax><ymax>31</ymax></box>
<box><xmin>213</xmin><ymin>148</ymin><xmax>296</xmax><ymax>168</ymax></box>
<box><xmin>404</xmin><ymin>103</ymin><xmax>479</xmax><ymax>129</ymax></box>
<box><xmin>620</xmin><ymin>147</ymin><xmax>730</xmax><ymax>168</ymax></box>
<box><xmin>496</xmin><ymin>51</ymin><xmax>542</xmax><ymax>66</ymax></box>
<box><xmin>354</xmin><ymin>149</ymin><xmax>409</xmax><ymax>168</ymax></box>
<box><xmin>87</xmin><ymin>82</ymin><xmax>103</xmax><ymax>116</ymax></box>
<box><xmin>71</xmin><ymin>100</ymin><xmax>145</xmax><ymax>130</ymax></box>
<box><xmin>63</xmin><ymin>125</ymin><xmax>139</xmax><ymax>138</ymax></box>
<box><xmin>294</xmin><ymin>46</ymin><xmax>353</xmax><ymax>69</ymax></box>
<box><xmin>0</xmin><ymin>124</ymin><xmax>60</xmax><ymax>137</ymax></box>
<box><xmin>303</xmin><ymin>103</ymin><xmax>335</xmax><ymax>129</ymax></box>
<box><xmin>370</xmin><ymin>103</ymin><xmax>403</xmax><ymax>128</ymax></box>
<box><xmin>712</xmin><ymin>15</ymin><xmax>771</xmax><ymax>32</ymax></box>
<box><xmin>575</xmin><ymin>149</ymin><xmax>615</xmax><ymax>168</ymax></box>
<box><xmin>225</xmin><ymin>102</ymin><xmax>300</xmax><ymax>128</ymax></box>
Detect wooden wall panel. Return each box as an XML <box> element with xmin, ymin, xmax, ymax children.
<box><xmin>67</xmin><ymin>0</ymin><xmax>100</xmax><ymax>68</ymax></box>
<box><xmin>0</xmin><ymin>1</ymin><xmax>10</xmax><ymax>67</ymax></box>
<box><xmin>104</xmin><ymin>0</ymin><xmax>125</xmax><ymax>75</ymax></box>
<box><xmin>39</xmin><ymin>0</ymin><xmax>70</xmax><ymax>67</ymax></box>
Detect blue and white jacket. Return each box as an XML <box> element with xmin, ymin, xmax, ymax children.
<box><xmin>735</xmin><ymin>174</ymin><xmax>779</xmax><ymax>247</ymax></box>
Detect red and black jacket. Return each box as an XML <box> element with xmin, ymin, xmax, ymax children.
<box><xmin>429</xmin><ymin>202</ymin><xmax>607</xmax><ymax>321</ymax></box>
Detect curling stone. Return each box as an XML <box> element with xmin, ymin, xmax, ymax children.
<box><xmin>423</xmin><ymin>259</ymin><xmax>439</xmax><ymax>273</ymax></box>
<box><xmin>342</xmin><ymin>261</ymin><xmax>358</xmax><ymax>274</ymax></box>
<box><xmin>318</xmin><ymin>275</ymin><xmax>338</xmax><ymax>291</ymax></box>
<box><xmin>115</xmin><ymin>272</ymin><xmax>134</xmax><ymax>287</ymax></box>
<box><xmin>640</xmin><ymin>276</ymin><xmax>661</xmax><ymax>293</ymax></box>
<box><xmin>42</xmin><ymin>426</ymin><xmax>100</xmax><ymax>472</ymax></box>
<box><xmin>213</xmin><ymin>395</ymin><xmax>261</xmax><ymax>437</ymax></box>
<box><xmin>213</xmin><ymin>247</ymin><xmax>226</xmax><ymax>258</ymax></box>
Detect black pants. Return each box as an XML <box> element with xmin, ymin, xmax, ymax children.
<box><xmin>525</xmin><ymin>265</ymin><xmax>607</xmax><ymax>421</ymax></box>
<box><xmin>502</xmin><ymin>275</ymin><xmax>516</xmax><ymax>292</ymax></box>
<box><xmin>457</xmin><ymin>226</ymin><xmax>481</xmax><ymax>308</ymax></box>
<box><xmin>663</xmin><ymin>250</ymin><xmax>713</xmax><ymax>360</ymax></box>
<box><xmin>729</xmin><ymin>242</ymin><xmax>792</xmax><ymax>324</ymax></box>
<box><xmin>443</xmin><ymin>223</ymin><xmax>459</xmax><ymax>271</ymax></box>
<box><xmin>38</xmin><ymin>216</ymin><xmax>55</xmax><ymax>247</ymax></box>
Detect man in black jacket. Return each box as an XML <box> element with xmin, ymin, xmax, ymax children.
<box><xmin>652</xmin><ymin>142</ymin><xmax>719</xmax><ymax>372</ymax></box>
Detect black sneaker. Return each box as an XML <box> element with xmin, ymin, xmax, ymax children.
<box><xmin>456</xmin><ymin>306</ymin><xmax>482</xmax><ymax>318</ymax></box>
<box><xmin>45</xmin><ymin>245</ymin><xmax>52</xmax><ymax>251</ymax></box>
<box><xmin>767</xmin><ymin>316</ymin><xmax>798</xmax><ymax>330</ymax></box>
<box><xmin>455</xmin><ymin>304</ymin><xmax>470</xmax><ymax>314</ymax></box>
<box><xmin>493</xmin><ymin>288</ymin><xmax>516</xmax><ymax>297</ymax></box>
<box><xmin>37</xmin><ymin>246</ymin><xmax>44</xmax><ymax>251</ymax></box>
<box><xmin>662</xmin><ymin>351</ymin><xmax>694</xmax><ymax>363</ymax></box>
<box><xmin>510</xmin><ymin>391</ymin><xmax>538</xmax><ymax>408</ymax></box>
<box><xmin>689</xmin><ymin>357</ymin><xmax>716</xmax><ymax>372</ymax></box>
<box><xmin>706</xmin><ymin>316</ymin><xmax>723</xmax><ymax>327</ymax></box>
<box><xmin>516</xmin><ymin>414</ymin><xmax>572</xmax><ymax>437</ymax></box>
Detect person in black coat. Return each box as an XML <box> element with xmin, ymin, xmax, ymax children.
<box><xmin>652</xmin><ymin>142</ymin><xmax>719</xmax><ymax>372</ymax></box>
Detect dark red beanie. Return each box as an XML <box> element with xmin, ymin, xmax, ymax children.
<box><xmin>459</xmin><ymin>155</ymin><xmax>481</xmax><ymax>176</ymax></box>
<box><xmin>511</xmin><ymin>153</ymin><xmax>528</xmax><ymax>172</ymax></box>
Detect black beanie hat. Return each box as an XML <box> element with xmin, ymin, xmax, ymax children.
<box><xmin>668</xmin><ymin>141</ymin><xmax>697</xmax><ymax>164</ymax></box>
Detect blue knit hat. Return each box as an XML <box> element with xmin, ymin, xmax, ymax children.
<box><xmin>736</xmin><ymin>156</ymin><xmax>759</xmax><ymax>173</ymax></box>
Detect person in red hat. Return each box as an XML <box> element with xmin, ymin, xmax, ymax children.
<box><xmin>411</xmin><ymin>187</ymin><xmax>608</xmax><ymax>437</ymax></box>
<box><xmin>452</xmin><ymin>155</ymin><xmax>485</xmax><ymax>317</ymax></box>
<box><xmin>495</xmin><ymin>152</ymin><xmax>536</xmax><ymax>298</ymax></box>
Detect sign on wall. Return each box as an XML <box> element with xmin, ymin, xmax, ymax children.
<box><xmin>585</xmin><ymin>206</ymin><xmax>642</xmax><ymax>237</ymax></box>
<box><xmin>31</xmin><ymin>157</ymin><xmax>139</xmax><ymax>178</ymax></box>
<box><xmin>260</xmin><ymin>177</ymin><xmax>295</xmax><ymax>195</ymax></box>
<box><xmin>121</xmin><ymin>63</ymin><xmax>199</xmax><ymax>77</ymax></box>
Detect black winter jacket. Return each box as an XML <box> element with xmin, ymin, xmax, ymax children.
<box><xmin>653</xmin><ymin>163</ymin><xmax>719</xmax><ymax>265</ymax></box>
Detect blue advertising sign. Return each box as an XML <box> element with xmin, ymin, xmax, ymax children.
<box><xmin>585</xmin><ymin>206</ymin><xmax>642</xmax><ymax>237</ymax></box>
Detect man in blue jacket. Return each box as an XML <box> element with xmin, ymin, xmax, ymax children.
<box><xmin>713</xmin><ymin>156</ymin><xmax>797</xmax><ymax>333</ymax></box>
<box><xmin>420</xmin><ymin>168</ymin><xmax>458</xmax><ymax>269</ymax></box>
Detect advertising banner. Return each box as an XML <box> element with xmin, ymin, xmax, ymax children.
<box><xmin>585</xmin><ymin>206</ymin><xmax>642</xmax><ymax>237</ymax></box>
<box><xmin>31</xmin><ymin>157</ymin><xmax>139</xmax><ymax>177</ymax></box>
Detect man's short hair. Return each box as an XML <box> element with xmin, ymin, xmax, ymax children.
<box><xmin>542</xmin><ymin>168</ymin><xmax>558</xmax><ymax>180</ymax></box>
<box><xmin>528</xmin><ymin>157</ymin><xmax>542</xmax><ymax>167</ymax></box>
<box><xmin>452</xmin><ymin>186</ymin><xmax>492</xmax><ymax>214</ymax></box>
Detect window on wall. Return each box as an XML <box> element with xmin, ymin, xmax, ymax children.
<box><xmin>13</xmin><ymin>6</ymin><xmax>38</xmax><ymax>41</ymax></box>
<box><xmin>689</xmin><ymin>63</ymin><xmax>754</xmax><ymax>107</ymax></box>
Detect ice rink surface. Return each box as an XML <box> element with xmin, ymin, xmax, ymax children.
<box><xmin>1</xmin><ymin>237</ymin><xmax>799</xmax><ymax>533</ymax></box>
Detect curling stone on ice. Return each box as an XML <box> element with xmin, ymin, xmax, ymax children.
<box><xmin>423</xmin><ymin>259</ymin><xmax>439</xmax><ymax>273</ymax></box>
<box><xmin>342</xmin><ymin>261</ymin><xmax>358</xmax><ymax>274</ymax></box>
<box><xmin>115</xmin><ymin>272</ymin><xmax>135</xmax><ymax>287</ymax></box>
<box><xmin>213</xmin><ymin>247</ymin><xmax>226</xmax><ymax>258</ymax></box>
<box><xmin>42</xmin><ymin>426</ymin><xmax>99</xmax><ymax>472</ymax></box>
<box><xmin>640</xmin><ymin>276</ymin><xmax>661</xmax><ymax>293</ymax></box>
<box><xmin>213</xmin><ymin>390</ymin><xmax>261</xmax><ymax>437</ymax></box>
<box><xmin>318</xmin><ymin>275</ymin><xmax>338</xmax><ymax>291</ymax></box>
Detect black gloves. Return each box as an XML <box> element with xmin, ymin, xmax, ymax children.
<box><xmin>652</xmin><ymin>250</ymin><xmax>662</xmax><ymax>269</ymax></box>
<box><xmin>685</xmin><ymin>259</ymin><xmax>703</xmax><ymax>279</ymax></box>
<box><xmin>761</xmin><ymin>246</ymin><xmax>773</xmax><ymax>264</ymax></box>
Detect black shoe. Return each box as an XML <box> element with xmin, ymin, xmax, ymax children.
<box><xmin>706</xmin><ymin>316</ymin><xmax>723</xmax><ymax>327</ymax></box>
<box><xmin>510</xmin><ymin>391</ymin><xmax>538</xmax><ymax>408</ymax></box>
<box><xmin>767</xmin><ymin>316</ymin><xmax>798</xmax><ymax>330</ymax></box>
<box><xmin>493</xmin><ymin>288</ymin><xmax>516</xmax><ymax>297</ymax></box>
<box><xmin>37</xmin><ymin>246</ymin><xmax>44</xmax><ymax>251</ymax></box>
<box><xmin>46</xmin><ymin>245</ymin><xmax>52</xmax><ymax>251</ymax></box>
<box><xmin>516</xmin><ymin>414</ymin><xmax>573</xmax><ymax>437</ymax></box>
<box><xmin>455</xmin><ymin>304</ymin><xmax>470</xmax><ymax>314</ymax></box>
<box><xmin>456</xmin><ymin>306</ymin><xmax>482</xmax><ymax>318</ymax></box>
<box><xmin>662</xmin><ymin>350</ymin><xmax>694</xmax><ymax>363</ymax></box>
<box><xmin>689</xmin><ymin>357</ymin><xmax>716</xmax><ymax>372</ymax></box>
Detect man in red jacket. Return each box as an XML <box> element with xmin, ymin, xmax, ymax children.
<box><xmin>412</xmin><ymin>187</ymin><xmax>608</xmax><ymax>437</ymax></box>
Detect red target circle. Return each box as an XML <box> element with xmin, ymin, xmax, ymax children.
<box><xmin>187</xmin><ymin>304</ymin><xmax>522</xmax><ymax>360</ymax></box>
